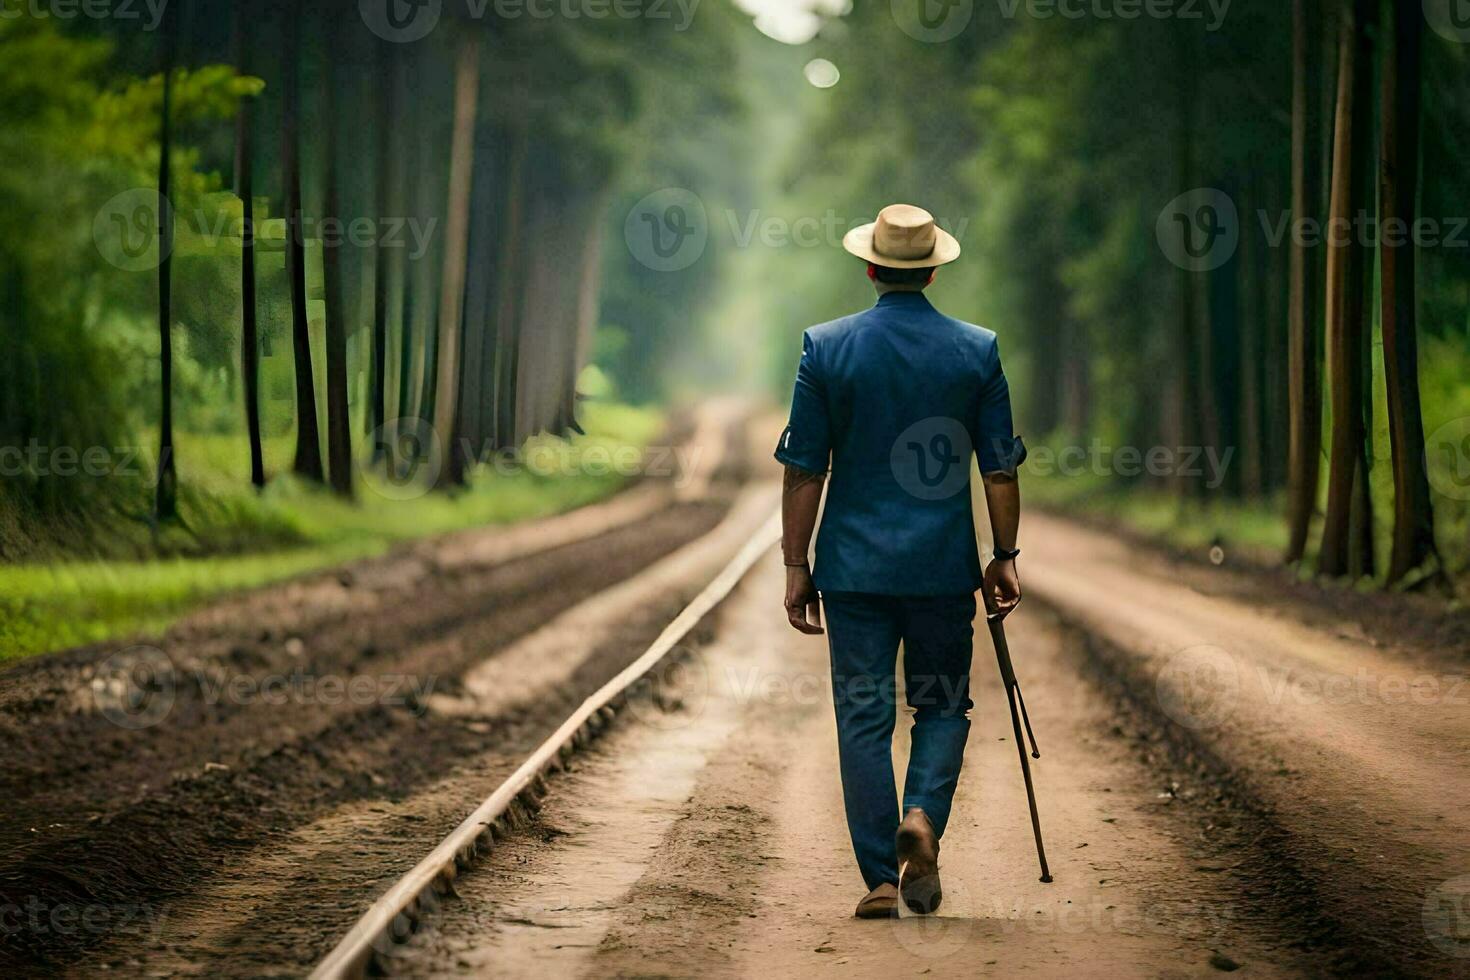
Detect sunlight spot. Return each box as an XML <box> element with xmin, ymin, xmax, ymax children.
<box><xmin>803</xmin><ymin>58</ymin><xmax>841</xmax><ymax>89</ymax></box>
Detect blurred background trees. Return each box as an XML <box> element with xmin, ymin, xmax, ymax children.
<box><xmin>765</xmin><ymin>0</ymin><xmax>1468</xmax><ymax>589</ymax></box>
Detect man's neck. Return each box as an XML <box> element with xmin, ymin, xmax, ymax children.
<box><xmin>873</xmin><ymin>284</ymin><xmax>928</xmax><ymax>297</ymax></box>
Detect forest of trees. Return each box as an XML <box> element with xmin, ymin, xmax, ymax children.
<box><xmin>3</xmin><ymin>0</ymin><xmax>1468</xmax><ymax>592</ymax></box>
<box><xmin>0</xmin><ymin>0</ymin><xmax>743</xmax><ymax>550</ymax></box>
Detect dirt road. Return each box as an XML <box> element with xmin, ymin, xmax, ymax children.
<box><xmin>387</xmin><ymin>557</ymin><xmax>1334</xmax><ymax>979</ymax></box>
<box><xmin>1024</xmin><ymin>513</ymin><xmax>1470</xmax><ymax>976</ymax></box>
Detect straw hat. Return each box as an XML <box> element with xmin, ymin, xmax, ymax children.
<box><xmin>842</xmin><ymin>204</ymin><xmax>961</xmax><ymax>269</ymax></box>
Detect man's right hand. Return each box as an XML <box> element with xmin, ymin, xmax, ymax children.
<box><xmin>983</xmin><ymin>557</ymin><xmax>1022</xmax><ymax>620</ymax></box>
<box><xmin>784</xmin><ymin>564</ymin><xmax>824</xmax><ymax>635</ymax></box>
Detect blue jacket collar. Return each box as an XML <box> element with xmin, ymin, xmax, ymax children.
<box><xmin>875</xmin><ymin>291</ymin><xmax>935</xmax><ymax>311</ymax></box>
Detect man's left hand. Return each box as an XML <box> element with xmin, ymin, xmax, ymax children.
<box><xmin>784</xmin><ymin>564</ymin><xmax>824</xmax><ymax>635</ymax></box>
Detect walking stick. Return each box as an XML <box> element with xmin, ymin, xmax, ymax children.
<box><xmin>986</xmin><ymin>614</ymin><xmax>1053</xmax><ymax>883</ymax></box>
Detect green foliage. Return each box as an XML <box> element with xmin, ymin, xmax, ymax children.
<box><xmin>0</xmin><ymin>10</ymin><xmax>258</xmax><ymax>511</ymax></box>
<box><xmin>87</xmin><ymin>65</ymin><xmax>261</xmax><ymax>194</ymax></box>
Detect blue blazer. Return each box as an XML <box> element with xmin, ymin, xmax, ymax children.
<box><xmin>775</xmin><ymin>291</ymin><xmax>1026</xmax><ymax>596</ymax></box>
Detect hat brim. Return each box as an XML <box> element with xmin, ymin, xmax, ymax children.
<box><xmin>842</xmin><ymin>222</ymin><xmax>962</xmax><ymax>268</ymax></box>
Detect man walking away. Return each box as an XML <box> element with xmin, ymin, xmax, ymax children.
<box><xmin>775</xmin><ymin>204</ymin><xmax>1027</xmax><ymax>919</ymax></box>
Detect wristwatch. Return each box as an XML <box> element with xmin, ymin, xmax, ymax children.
<box><xmin>993</xmin><ymin>545</ymin><xmax>1021</xmax><ymax>561</ymax></box>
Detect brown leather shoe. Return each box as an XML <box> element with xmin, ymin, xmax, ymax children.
<box><xmin>854</xmin><ymin>882</ymin><xmax>899</xmax><ymax>919</ymax></box>
<box><xmin>896</xmin><ymin>808</ymin><xmax>942</xmax><ymax>914</ymax></box>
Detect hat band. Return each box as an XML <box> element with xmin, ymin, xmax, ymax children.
<box><xmin>878</xmin><ymin>238</ymin><xmax>937</xmax><ymax>261</ymax></box>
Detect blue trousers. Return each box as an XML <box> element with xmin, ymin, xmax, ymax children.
<box><xmin>822</xmin><ymin>592</ymin><xmax>977</xmax><ymax>891</ymax></box>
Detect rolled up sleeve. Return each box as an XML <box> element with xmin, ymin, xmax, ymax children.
<box><xmin>774</xmin><ymin>331</ymin><xmax>831</xmax><ymax>475</ymax></box>
<box><xmin>974</xmin><ymin>339</ymin><xmax>1027</xmax><ymax>476</ymax></box>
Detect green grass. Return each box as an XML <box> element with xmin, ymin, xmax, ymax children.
<box><xmin>0</xmin><ymin>402</ymin><xmax>665</xmax><ymax>662</ymax></box>
<box><xmin>1021</xmin><ymin>454</ymin><xmax>1291</xmax><ymax>560</ymax></box>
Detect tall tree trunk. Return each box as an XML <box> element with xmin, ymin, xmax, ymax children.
<box><xmin>492</xmin><ymin>125</ymin><xmax>529</xmax><ymax>448</ymax></box>
<box><xmin>1347</xmin><ymin>0</ymin><xmax>1378</xmax><ymax>581</ymax></box>
<box><xmin>1264</xmin><ymin>170</ymin><xmax>1293</xmax><ymax>493</ymax></box>
<box><xmin>370</xmin><ymin>40</ymin><xmax>397</xmax><ymax>460</ymax></box>
<box><xmin>1318</xmin><ymin>0</ymin><xmax>1373</xmax><ymax>577</ymax></box>
<box><xmin>387</xmin><ymin>45</ymin><xmax>415</xmax><ymax>456</ymax></box>
<box><xmin>396</xmin><ymin>283</ymin><xmax>416</xmax><ymax>428</ymax></box>
<box><xmin>1206</xmin><ymin>197</ymin><xmax>1238</xmax><ymax>496</ymax></box>
<box><xmin>321</xmin><ymin>27</ymin><xmax>353</xmax><ymax>498</ymax></box>
<box><xmin>153</xmin><ymin>0</ymin><xmax>180</xmax><ymax>522</ymax></box>
<box><xmin>1349</xmin><ymin>446</ymin><xmax>1375</xmax><ymax>576</ymax></box>
<box><xmin>403</xmin><ymin>94</ymin><xmax>442</xmax><ymax>431</ymax></box>
<box><xmin>1380</xmin><ymin>0</ymin><xmax>1438</xmax><ymax>584</ymax></box>
<box><xmin>1239</xmin><ymin>178</ymin><xmax>1264</xmax><ymax>499</ymax></box>
<box><xmin>1286</xmin><ymin>0</ymin><xmax>1324</xmax><ymax>559</ymax></box>
<box><xmin>457</xmin><ymin>121</ymin><xmax>504</xmax><ymax>465</ymax></box>
<box><xmin>516</xmin><ymin>192</ymin><xmax>583</xmax><ymax>438</ymax></box>
<box><xmin>234</xmin><ymin>1</ymin><xmax>265</xmax><ymax>490</ymax></box>
<box><xmin>281</xmin><ymin>0</ymin><xmax>325</xmax><ymax>483</ymax></box>
<box><xmin>433</xmin><ymin>34</ymin><xmax>481</xmax><ymax>486</ymax></box>
<box><xmin>1173</xmin><ymin>28</ymin><xmax>1210</xmax><ymax>497</ymax></box>
<box><xmin>564</xmin><ymin>202</ymin><xmax>607</xmax><ymax>431</ymax></box>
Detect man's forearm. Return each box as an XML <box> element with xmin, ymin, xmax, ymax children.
<box><xmin>981</xmin><ymin>473</ymin><xmax>1021</xmax><ymax>552</ymax></box>
<box><xmin>782</xmin><ymin>465</ymin><xmax>826</xmax><ymax>566</ymax></box>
